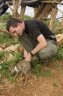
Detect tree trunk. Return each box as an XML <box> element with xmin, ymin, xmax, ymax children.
<box><xmin>34</xmin><ymin>0</ymin><xmax>62</xmax><ymax>20</ymax></box>
<box><xmin>34</xmin><ymin>5</ymin><xmax>45</xmax><ymax>19</ymax></box>
<box><xmin>19</xmin><ymin>6</ymin><xmax>26</xmax><ymax>20</ymax></box>
<box><xmin>49</xmin><ymin>7</ymin><xmax>58</xmax><ymax>31</ymax></box>
<box><xmin>7</xmin><ymin>0</ymin><xmax>62</xmax><ymax>20</ymax></box>
<box><xmin>12</xmin><ymin>0</ymin><xmax>22</xmax><ymax>18</ymax></box>
<box><xmin>12</xmin><ymin>0</ymin><xmax>19</xmax><ymax>18</ymax></box>
<box><xmin>59</xmin><ymin>15</ymin><xmax>63</xmax><ymax>30</ymax></box>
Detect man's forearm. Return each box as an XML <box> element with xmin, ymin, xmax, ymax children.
<box><xmin>31</xmin><ymin>42</ymin><xmax>47</xmax><ymax>55</ymax></box>
<box><xmin>23</xmin><ymin>49</ymin><xmax>29</xmax><ymax>58</ymax></box>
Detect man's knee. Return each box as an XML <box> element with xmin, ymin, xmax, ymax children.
<box><xmin>38</xmin><ymin>44</ymin><xmax>57</xmax><ymax>59</ymax></box>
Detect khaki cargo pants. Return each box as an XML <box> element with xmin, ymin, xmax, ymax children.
<box><xmin>19</xmin><ymin>33</ymin><xmax>57</xmax><ymax>59</ymax></box>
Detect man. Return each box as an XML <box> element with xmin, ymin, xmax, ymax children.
<box><xmin>6</xmin><ymin>18</ymin><xmax>57</xmax><ymax>62</ymax></box>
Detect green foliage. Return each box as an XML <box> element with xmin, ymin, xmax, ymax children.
<box><xmin>14</xmin><ymin>52</ymin><xmax>23</xmax><ymax>62</ymax></box>
<box><xmin>0</xmin><ymin>52</ymin><xmax>4</xmax><ymax>60</ymax></box>
<box><xmin>55</xmin><ymin>45</ymin><xmax>63</xmax><ymax>60</ymax></box>
<box><xmin>0</xmin><ymin>51</ymin><xmax>23</xmax><ymax>66</ymax></box>
<box><xmin>31</xmin><ymin>60</ymin><xmax>52</xmax><ymax>77</ymax></box>
<box><xmin>31</xmin><ymin>61</ymin><xmax>42</xmax><ymax>76</ymax></box>
<box><xmin>24</xmin><ymin>15</ymin><xmax>32</xmax><ymax>20</ymax></box>
<box><xmin>0</xmin><ymin>23</ymin><xmax>6</xmax><ymax>30</ymax></box>
<box><xmin>0</xmin><ymin>61</ymin><xmax>16</xmax><ymax>82</ymax></box>
<box><xmin>0</xmin><ymin>13</ymin><xmax>11</xmax><ymax>23</ymax></box>
<box><xmin>44</xmin><ymin>19</ymin><xmax>60</xmax><ymax>34</ymax></box>
<box><xmin>0</xmin><ymin>51</ymin><xmax>23</xmax><ymax>82</ymax></box>
<box><xmin>0</xmin><ymin>22</ymin><xmax>19</xmax><ymax>45</ymax></box>
<box><xmin>0</xmin><ymin>14</ymin><xmax>24</xmax><ymax>81</ymax></box>
<box><xmin>0</xmin><ymin>32</ymin><xmax>19</xmax><ymax>44</ymax></box>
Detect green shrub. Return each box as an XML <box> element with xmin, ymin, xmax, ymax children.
<box><xmin>0</xmin><ymin>32</ymin><xmax>19</xmax><ymax>44</ymax></box>
<box><xmin>56</xmin><ymin>46</ymin><xmax>63</xmax><ymax>60</ymax></box>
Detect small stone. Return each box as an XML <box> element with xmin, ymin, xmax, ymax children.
<box><xmin>4</xmin><ymin>53</ymin><xmax>14</xmax><ymax>62</ymax></box>
<box><xmin>0</xmin><ymin>47</ymin><xmax>3</xmax><ymax>52</ymax></box>
<box><xmin>4</xmin><ymin>45</ymin><xmax>15</xmax><ymax>52</ymax></box>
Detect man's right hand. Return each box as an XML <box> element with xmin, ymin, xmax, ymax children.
<box><xmin>25</xmin><ymin>53</ymin><xmax>32</xmax><ymax>62</ymax></box>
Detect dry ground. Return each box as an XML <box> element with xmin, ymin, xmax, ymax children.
<box><xmin>0</xmin><ymin>60</ymin><xmax>63</xmax><ymax>96</ymax></box>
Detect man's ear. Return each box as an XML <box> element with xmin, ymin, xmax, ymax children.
<box><xmin>22</xmin><ymin>22</ymin><xmax>24</xmax><ymax>25</ymax></box>
<box><xmin>22</xmin><ymin>22</ymin><xmax>24</xmax><ymax>24</ymax></box>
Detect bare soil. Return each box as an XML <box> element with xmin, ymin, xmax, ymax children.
<box><xmin>0</xmin><ymin>60</ymin><xmax>63</xmax><ymax>96</ymax></box>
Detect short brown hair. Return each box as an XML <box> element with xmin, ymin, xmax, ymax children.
<box><xmin>6</xmin><ymin>18</ymin><xmax>22</xmax><ymax>31</ymax></box>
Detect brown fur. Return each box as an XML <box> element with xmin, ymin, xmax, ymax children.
<box><xmin>9</xmin><ymin>60</ymin><xmax>31</xmax><ymax>76</ymax></box>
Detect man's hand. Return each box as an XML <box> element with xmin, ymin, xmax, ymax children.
<box><xmin>25</xmin><ymin>53</ymin><xmax>32</xmax><ymax>62</ymax></box>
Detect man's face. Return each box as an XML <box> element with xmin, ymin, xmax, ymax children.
<box><xmin>9</xmin><ymin>23</ymin><xmax>24</xmax><ymax>37</ymax></box>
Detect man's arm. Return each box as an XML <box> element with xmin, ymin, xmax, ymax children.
<box><xmin>31</xmin><ymin>34</ymin><xmax>47</xmax><ymax>55</ymax></box>
<box><xmin>23</xmin><ymin>49</ymin><xmax>29</xmax><ymax>58</ymax></box>
<box><xmin>23</xmin><ymin>34</ymin><xmax>47</xmax><ymax>62</ymax></box>
<box><xmin>23</xmin><ymin>49</ymin><xmax>32</xmax><ymax>62</ymax></box>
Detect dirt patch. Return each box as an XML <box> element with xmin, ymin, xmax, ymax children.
<box><xmin>0</xmin><ymin>60</ymin><xmax>63</xmax><ymax>96</ymax></box>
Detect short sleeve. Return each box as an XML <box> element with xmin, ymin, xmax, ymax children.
<box><xmin>27</xmin><ymin>23</ymin><xmax>42</xmax><ymax>40</ymax></box>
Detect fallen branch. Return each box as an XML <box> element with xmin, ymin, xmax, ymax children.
<box><xmin>0</xmin><ymin>29</ymin><xmax>8</xmax><ymax>33</ymax></box>
<box><xmin>42</xmin><ymin>0</ymin><xmax>63</xmax><ymax>5</ymax></box>
<box><xmin>6</xmin><ymin>1</ymin><xmax>13</xmax><ymax>11</ymax></box>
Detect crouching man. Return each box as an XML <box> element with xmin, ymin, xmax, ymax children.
<box><xmin>6</xmin><ymin>18</ymin><xmax>57</xmax><ymax>62</ymax></box>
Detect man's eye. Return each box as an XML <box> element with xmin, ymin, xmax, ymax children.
<box><xmin>13</xmin><ymin>31</ymin><xmax>16</xmax><ymax>33</ymax></box>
